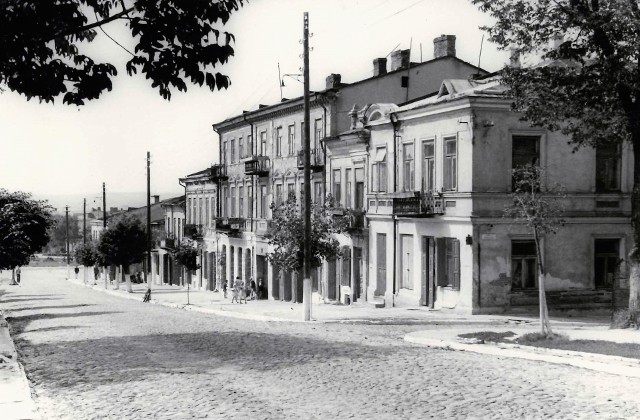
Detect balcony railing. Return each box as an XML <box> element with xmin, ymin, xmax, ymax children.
<box><xmin>392</xmin><ymin>191</ymin><xmax>444</xmax><ymax>217</ymax></box>
<box><xmin>210</xmin><ymin>164</ymin><xmax>228</xmax><ymax>180</ymax></box>
<box><xmin>245</xmin><ymin>155</ymin><xmax>270</xmax><ymax>176</ymax></box>
<box><xmin>184</xmin><ymin>224</ymin><xmax>204</xmax><ymax>240</ymax></box>
<box><xmin>296</xmin><ymin>148</ymin><xmax>325</xmax><ymax>171</ymax></box>
<box><xmin>215</xmin><ymin>217</ymin><xmax>245</xmax><ymax>232</ymax></box>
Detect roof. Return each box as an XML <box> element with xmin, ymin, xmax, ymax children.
<box><xmin>109</xmin><ymin>195</ymin><xmax>184</xmax><ymax>225</ymax></box>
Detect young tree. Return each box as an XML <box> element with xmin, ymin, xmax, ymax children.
<box><xmin>266</xmin><ymin>193</ymin><xmax>344</xmax><ymax>300</ymax></box>
<box><xmin>172</xmin><ymin>241</ymin><xmax>200</xmax><ymax>305</ymax></box>
<box><xmin>0</xmin><ymin>189</ymin><xmax>55</xmax><ymax>283</ymax></box>
<box><xmin>97</xmin><ymin>215</ymin><xmax>146</xmax><ymax>292</ymax></box>
<box><xmin>472</xmin><ymin>0</ymin><xmax>640</xmax><ymax>322</ymax></box>
<box><xmin>74</xmin><ymin>242</ymin><xmax>98</xmax><ymax>284</ymax></box>
<box><xmin>505</xmin><ymin>165</ymin><xmax>565</xmax><ymax>336</ymax></box>
<box><xmin>1</xmin><ymin>0</ymin><xmax>244</xmax><ymax>105</ymax></box>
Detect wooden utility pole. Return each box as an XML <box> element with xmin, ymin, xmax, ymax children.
<box><xmin>102</xmin><ymin>182</ymin><xmax>107</xmax><ymax>229</ymax></box>
<box><xmin>65</xmin><ymin>205</ymin><xmax>70</xmax><ymax>265</ymax></box>
<box><xmin>83</xmin><ymin>198</ymin><xmax>86</xmax><ymax>244</ymax></box>
<box><xmin>146</xmin><ymin>151</ymin><xmax>152</xmax><ymax>287</ymax></box>
<box><xmin>302</xmin><ymin>12</ymin><xmax>312</xmax><ymax>321</ymax></box>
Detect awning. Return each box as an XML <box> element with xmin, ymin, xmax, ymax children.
<box><xmin>374</xmin><ymin>148</ymin><xmax>387</xmax><ymax>162</ymax></box>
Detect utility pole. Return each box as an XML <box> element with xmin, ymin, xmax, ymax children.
<box><xmin>65</xmin><ymin>205</ymin><xmax>70</xmax><ymax>278</ymax></box>
<box><xmin>102</xmin><ymin>182</ymin><xmax>107</xmax><ymax>229</ymax></box>
<box><xmin>146</xmin><ymin>151</ymin><xmax>152</xmax><ymax>287</ymax></box>
<box><xmin>83</xmin><ymin>198</ymin><xmax>86</xmax><ymax>245</ymax></box>
<box><xmin>302</xmin><ymin>12</ymin><xmax>312</xmax><ymax>321</ymax></box>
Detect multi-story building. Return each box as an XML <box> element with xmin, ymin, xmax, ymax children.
<box><xmin>153</xmin><ymin>196</ymin><xmax>185</xmax><ymax>286</ymax></box>
<box><xmin>204</xmin><ymin>35</ymin><xmax>487</xmax><ymax>302</ymax></box>
<box><xmin>348</xmin><ymin>75</ymin><xmax>632</xmax><ymax>313</ymax></box>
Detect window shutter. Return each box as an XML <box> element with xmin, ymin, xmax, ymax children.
<box><xmin>435</xmin><ymin>238</ymin><xmax>447</xmax><ymax>286</ymax></box>
<box><xmin>453</xmin><ymin>239</ymin><xmax>460</xmax><ymax>290</ymax></box>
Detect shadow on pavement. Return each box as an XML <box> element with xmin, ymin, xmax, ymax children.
<box><xmin>21</xmin><ymin>325</ymin><xmax>88</xmax><ymax>334</ymax></box>
<box><xmin>14</xmin><ymin>329</ymin><xmax>390</xmax><ymax>389</ymax></box>
<box><xmin>7</xmin><ymin>311</ymin><xmax>122</xmax><ymax>327</ymax></box>
<box><xmin>5</xmin><ymin>304</ymin><xmax>93</xmax><ymax>313</ymax></box>
<box><xmin>1</xmin><ymin>297</ymin><xmax>66</xmax><ymax>304</ymax></box>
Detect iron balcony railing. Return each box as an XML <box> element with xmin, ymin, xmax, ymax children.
<box><xmin>244</xmin><ymin>155</ymin><xmax>270</xmax><ymax>176</ymax></box>
<box><xmin>296</xmin><ymin>148</ymin><xmax>325</xmax><ymax>171</ymax></box>
<box><xmin>392</xmin><ymin>191</ymin><xmax>444</xmax><ymax>216</ymax></box>
<box><xmin>210</xmin><ymin>164</ymin><xmax>228</xmax><ymax>180</ymax></box>
<box><xmin>215</xmin><ymin>217</ymin><xmax>245</xmax><ymax>232</ymax></box>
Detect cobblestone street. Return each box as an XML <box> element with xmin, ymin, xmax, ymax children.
<box><xmin>2</xmin><ymin>268</ymin><xmax>639</xmax><ymax>419</ymax></box>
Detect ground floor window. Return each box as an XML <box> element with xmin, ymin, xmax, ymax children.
<box><xmin>511</xmin><ymin>240</ymin><xmax>537</xmax><ymax>290</ymax></box>
<box><xmin>436</xmin><ymin>237</ymin><xmax>460</xmax><ymax>290</ymax></box>
<box><xmin>594</xmin><ymin>238</ymin><xmax>620</xmax><ymax>289</ymax></box>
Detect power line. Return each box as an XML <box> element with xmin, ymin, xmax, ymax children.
<box><xmin>366</xmin><ymin>0</ymin><xmax>427</xmax><ymax>27</ymax></box>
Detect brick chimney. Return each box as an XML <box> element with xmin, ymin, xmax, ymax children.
<box><xmin>373</xmin><ymin>58</ymin><xmax>387</xmax><ymax>76</ymax></box>
<box><xmin>434</xmin><ymin>34</ymin><xmax>456</xmax><ymax>58</ymax></box>
<box><xmin>326</xmin><ymin>73</ymin><xmax>341</xmax><ymax>89</ymax></box>
<box><xmin>390</xmin><ymin>49</ymin><xmax>410</xmax><ymax>71</ymax></box>
<box><xmin>153</xmin><ymin>195</ymin><xmax>160</xmax><ymax>204</ymax></box>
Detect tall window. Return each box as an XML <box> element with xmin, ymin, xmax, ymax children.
<box><xmin>288</xmin><ymin>124</ymin><xmax>295</xmax><ymax>156</ymax></box>
<box><xmin>436</xmin><ymin>238</ymin><xmax>460</xmax><ymax>289</ymax></box>
<box><xmin>443</xmin><ymin>136</ymin><xmax>457</xmax><ymax>191</ymax></box>
<box><xmin>276</xmin><ymin>127</ymin><xmax>283</xmax><ymax>157</ymax></box>
<box><xmin>512</xmin><ymin>135</ymin><xmax>540</xmax><ymax>168</ymax></box>
<box><xmin>238</xmin><ymin>186</ymin><xmax>244</xmax><ymax>218</ymax></box>
<box><xmin>247</xmin><ymin>134</ymin><xmax>253</xmax><ymax>157</ymax></box>
<box><xmin>205</xmin><ymin>198</ymin><xmax>210</xmax><ymax>226</ymax></box>
<box><xmin>594</xmin><ymin>239</ymin><xmax>620</xmax><ymax>288</ymax></box>
<box><xmin>198</xmin><ymin>197</ymin><xmax>203</xmax><ymax>225</ymax></box>
<box><xmin>596</xmin><ymin>144</ymin><xmax>621</xmax><ymax>192</ymax></box>
<box><xmin>400</xmin><ymin>234</ymin><xmax>414</xmax><ymax>289</ymax></box>
<box><xmin>422</xmin><ymin>139</ymin><xmax>435</xmax><ymax>192</ymax></box>
<box><xmin>230</xmin><ymin>187</ymin><xmax>236</xmax><ymax>217</ymax></box>
<box><xmin>230</xmin><ymin>139</ymin><xmax>236</xmax><ymax>163</ymax></box>
<box><xmin>275</xmin><ymin>184</ymin><xmax>283</xmax><ymax>206</ymax></box>
<box><xmin>287</xmin><ymin>183</ymin><xmax>295</xmax><ymax>202</ymax></box>
<box><xmin>314</xmin><ymin>181</ymin><xmax>323</xmax><ymax>204</ymax></box>
<box><xmin>260</xmin><ymin>185</ymin><xmax>267</xmax><ymax>218</ymax></box>
<box><xmin>511</xmin><ymin>240</ymin><xmax>537</xmax><ymax>290</ymax></box>
<box><xmin>355</xmin><ymin>168</ymin><xmax>365</xmax><ymax>210</ymax></box>
<box><xmin>403</xmin><ymin>142</ymin><xmax>414</xmax><ymax>191</ymax></box>
<box><xmin>239</xmin><ymin>136</ymin><xmax>244</xmax><ymax>159</ymax></box>
<box><xmin>222</xmin><ymin>141</ymin><xmax>228</xmax><ymax>164</ymax></box>
<box><xmin>372</xmin><ymin>147</ymin><xmax>387</xmax><ymax>192</ymax></box>
<box><xmin>314</xmin><ymin>118</ymin><xmax>323</xmax><ymax>149</ymax></box>
<box><xmin>376</xmin><ymin>233</ymin><xmax>387</xmax><ymax>295</ymax></box>
<box><xmin>222</xmin><ymin>187</ymin><xmax>228</xmax><ymax>217</ymax></box>
<box><xmin>345</xmin><ymin>168</ymin><xmax>352</xmax><ymax>208</ymax></box>
<box><xmin>247</xmin><ymin>186</ymin><xmax>253</xmax><ymax>217</ymax></box>
<box><xmin>260</xmin><ymin>130</ymin><xmax>267</xmax><ymax>155</ymax></box>
<box><xmin>333</xmin><ymin>169</ymin><xmax>342</xmax><ymax>205</ymax></box>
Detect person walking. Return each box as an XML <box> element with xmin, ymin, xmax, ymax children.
<box><xmin>74</xmin><ymin>266</ymin><xmax>79</xmax><ymax>279</ymax></box>
<box><xmin>250</xmin><ymin>277</ymin><xmax>257</xmax><ymax>300</ymax></box>
<box><xmin>223</xmin><ymin>280</ymin><xmax>228</xmax><ymax>299</ymax></box>
<box><xmin>16</xmin><ymin>267</ymin><xmax>21</xmax><ymax>285</ymax></box>
<box><xmin>93</xmin><ymin>266</ymin><xmax>100</xmax><ymax>281</ymax></box>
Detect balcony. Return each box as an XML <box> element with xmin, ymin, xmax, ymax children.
<box><xmin>297</xmin><ymin>148</ymin><xmax>325</xmax><ymax>171</ymax></box>
<box><xmin>210</xmin><ymin>164</ymin><xmax>228</xmax><ymax>181</ymax></box>
<box><xmin>215</xmin><ymin>217</ymin><xmax>245</xmax><ymax>233</ymax></box>
<box><xmin>244</xmin><ymin>155</ymin><xmax>270</xmax><ymax>176</ymax></box>
<box><xmin>184</xmin><ymin>224</ymin><xmax>204</xmax><ymax>240</ymax></box>
<box><xmin>158</xmin><ymin>235</ymin><xmax>175</xmax><ymax>249</ymax></box>
<box><xmin>392</xmin><ymin>191</ymin><xmax>444</xmax><ymax>217</ymax></box>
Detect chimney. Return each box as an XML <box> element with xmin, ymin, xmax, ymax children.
<box><xmin>325</xmin><ymin>73</ymin><xmax>341</xmax><ymax>89</ymax></box>
<box><xmin>153</xmin><ymin>195</ymin><xmax>160</xmax><ymax>204</ymax></box>
<box><xmin>373</xmin><ymin>58</ymin><xmax>387</xmax><ymax>76</ymax></box>
<box><xmin>434</xmin><ymin>34</ymin><xmax>456</xmax><ymax>58</ymax></box>
<box><xmin>390</xmin><ymin>49</ymin><xmax>410</xmax><ymax>71</ymax></box>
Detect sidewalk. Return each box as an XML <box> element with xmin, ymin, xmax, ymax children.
<box><xmin>66</xmin><ymin>276</ymin><xmax>640</xmax><ymax>378</ymax></box>
<box><xmin>0</xmin><ymin>309</ymin><xmax>39</xmax><ymax>419</ymax></box>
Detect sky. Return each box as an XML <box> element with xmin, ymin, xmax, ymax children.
<box><xmin>0</xmin><ymin>0</ymin><xmax>509</xmax><ymax>213</ymax></box>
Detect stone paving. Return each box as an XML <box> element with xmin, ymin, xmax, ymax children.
<box><xmin>2</xmin><ymin>267</ymin><xmax>640</xmax><ymax>419</ymax></box>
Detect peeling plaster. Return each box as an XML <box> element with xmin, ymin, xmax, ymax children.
<box><xmin>544</xmin><ymin>273</ymin><xmax>585</xmax><ymax>291</ymax></box>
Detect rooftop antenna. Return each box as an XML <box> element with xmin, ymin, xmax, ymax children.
<box><xmin>420</xmin><ymin>42</ymin><xmax>423</xmax><ymax>63</ymax></box>
<box><xmin>476</xmin><ymin>34</ymin><xmax>484</xmax><ymax>77</ymax></box>
<box><xmin>278</xmin><ymin>62</ymin><xmax>283</xmax><ymax>101</ymax></box>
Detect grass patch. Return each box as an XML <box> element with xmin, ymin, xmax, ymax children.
<box><xmin>458</xmin><ymin>331</ymin><xmax>640</xmax><ymax>360</ymax></box>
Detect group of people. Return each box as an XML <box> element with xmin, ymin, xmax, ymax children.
<box><xmin>223</xmin><ymin>277</ymin><xmax>265</xmax><ymax>304</ymax></box>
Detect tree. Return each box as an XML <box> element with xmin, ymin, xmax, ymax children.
<box><xmin>48</xmin><ymin>214</ymin><xmax>81</xmax><ymax>254</ymax></box>
<box><xmin>74</xmin><ymin>242</ymin><xmax>98</xmax><ymax>284</ymax></box>
<box><xmin>0</xmin><ymin>189</ymin><xmax>55</xmax><ymax>283</ymax></box>
<box><xmin>172</xmin><ymin>241</ymin><xmax>200</xmax><ymax>305</ymax></box>
<box><xmin>97</xmin><ymin>215</ymin><xmax>146</xmax><ymax>292</ymax></box>
<box><xmin>1</xmin><ymin>0</ymin><xmax>244</xmax><ymax>105</ymax></box>
<box><xmin>266</xmin><ymin>193</ymin><xmax>344</xmax><ymax>300</ymax></box>
<box><xmin>472</xmin><ymin>0</ymin><xmax>640</xmax><ymax>322</ymax></box>
<box><xmin>505</xmin><ymin>165</ymin><xmax>565</xmax><ymax>336</ymax></box>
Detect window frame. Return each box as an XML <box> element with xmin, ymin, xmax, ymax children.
<box><xmin>595</xmin><ymin>143</ymin><xmax>622</xmax><ymax>192</ymax></box>
<box><xmin>443</xmin><ymin>135</ymin><xmax>457</xmax><ymax>192</ymax></box>
<box><xmin>402</xmin><ymin>141</ymin><xmax>415</xmax><ymax>192</ymax></box>
<box><xmin>421</xmin><ymin>138</ymin><xmax>435</xmax><ymax>192</ymax></box>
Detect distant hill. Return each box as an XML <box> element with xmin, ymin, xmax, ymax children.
<box><xmin>34</xmin><ymin>191</ymin><xmax>183</xmax><ymax>215</ymax></box>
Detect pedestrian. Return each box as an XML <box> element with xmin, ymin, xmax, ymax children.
<box><xmin>223</xmin><ymin>280</ymin><xmax>228</xmax><ymax>298</ymax></box>
<box><xmin>257</xmin><ymin>277</ymin><xmax>264</xmax><ymax>300</ymax></box>
<box><xmin>250</xmin><ymin>277</ymin><xmax>257</xmax><ymax>300</ymax></box>
<box><xmin>16</xmin><ymin>267</ymin><xmax>21</xmax><ymax>285</ymax></box>
<box><xmin>143</xmin><ymin>288</ymin><xmax>151</xmax><ymax>303</ymax></box>
<box><xmin>93</xmin><ymin>265</ymin><xmax>100</xmax><ymax>281</ymax></box>
<box><xmin>136</xmin><ymin>272</ymin><xmax>142</xmax><ymax>284</ymax></box>
<box><xmin>74</xmin><ymin>266</ymin><xmax>79</xmax><ymax>279</ymax></box>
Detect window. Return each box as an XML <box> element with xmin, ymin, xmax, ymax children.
<box><xmin>276</xmin><ymin>127</ymin><xmax>283</xmax><ymax>157</ymax></box>
<box><xmin>435</xmin><ymin>238</ymin><xmax>460</xmax><ymax>289</ymax></box>
<box><xmin>198</xmin><ymin>197</ymin><xmax>203</xmax><ymax>225</ymax></box>
<box><xmin>222</xmin><ymin>141</ymin><xmax>228</xmax><ymax>164</ymax></box>
<box><xmin>594</xmin><ymin>239</ymin><xmax>620</xmax><ymax>288</ymax></box>
<box><xmin>247</xmin><ymin>186</ymin><xmax>253</xmax><ymax>218</ymax></box>
<box><xmin>443</xmin><ymin>136</ymin><xmax>457</xmax><ymax>191</ymax></box>
<box><xmin>511</xmin><ymin>240</ymin><xmax>537</xmax><ymax>290</ymax></box>
<box><xmin>355</xmin><ymin>168</ymin><xmax>365</xmax><ymax>210</ymax></box>
<box><xmin>288</xmin><ymin>124</ymin><xmax>295</xmax><ymax>156</ymax></box>
<box><xmin>346</xmin><ymin>168</ymin><xmax>352</xmax><ymax>208</ymax></box>
<box><xmin>287</xmin><ymin>183</ymin><xmax>295</xmax><ymax>202</ymax></box>
<box><xmin>222</xmin><ymin>187</ymin><xmax>228</xmax><ymax>217</ymax></box>
<box><xmin>187</xmin><ymin>198</ymin><xmax>191</xmax><ymax>223</ymax></box>
<box><xmin>314</xmin><ymin>118</ymin><xmax>323</xmax><ymax>149</ymax></box>
<box><xmin>512</xmin><ymin>135</ymin><xmax>540</xmax><ymax>168</ymax></box>
<box><xmin>422</xmin><ymin>139</ymin><xmax>435</xmax><ymax>192</ymax></box>
<box><xmin>205</xmin><ymin>198</ymin><xmax>210</xmax><ymax>226</ymax></box>
<box><xmin>260</xmin><ymin>185</ymin><xmax>267</xmax><ymax>218</ymax></box>
<box><xmin>333</xmin><ymin>169</ymin><xmax>342</xmax><ymax>205</ymax></box>
<box><xmin>247</xmin><ymin>134</ymin><xmax>253</xmax><ymax>157</ymax></box>
<box><xmin>403</xmin><ymin>142</ymin><xmax>415</xmax><ymax>191</ymax></box>
<box><xmin>596</xmin><ymin>144</ymin><xmax>621</xmax><ymax>192</ymax></box>
<box><xmin>314</xmin><ymin>181</ymin><xmax>323</xmax><ymax>204</ymax></box>
<box><xmin>238</xmin><ymin>186</ymin><xmax>244</xmax><ymax>218</ymax></box>
<box><xmin>376</xmin><ymin>233</ymin><xmax>387</xmax><ymax>295</ymax></box>
<box><xmin>260</xmin><ymin>131</ymin><xmax>267</xmax><ymax>155</ymax></box>
<box><xmin>230</xmin><ymin>187</ymin><xmax>236</xmax><ymax>217</ymax></box>
<box><xmin>230</xmin><ymin>139</ymin><xmax>236</xmax><ymax>163</ymax></box>
<box><xmin>275</xmin><ymin>184</ymin><xmax>283</xmax><ymax>206</ymax></box>
<box><xmin>372</xmin><ymin>147</ymin><xmax>387</xmax><ymax>192</ymax></box>
<box><xmin>239</xmin><ymin>136</ymin><xmax>244</xmax><ymax>159</ymax></box>
<box><xmin>400</xmin><ymin>235</ymin><xmax>414</xmax><ymax>289</ymax></box>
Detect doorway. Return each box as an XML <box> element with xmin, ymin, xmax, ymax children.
<box><xmin>422</xmin><ymin>237</ymin><xmax>435</xmax><ymax>308</ymax></box>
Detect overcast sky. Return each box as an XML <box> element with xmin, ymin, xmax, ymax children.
<box><xmin>0</xmin><ymin>0</ymin><xmax>509</xmax><ymax>211</ymax></box>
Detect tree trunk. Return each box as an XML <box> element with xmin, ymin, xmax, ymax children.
<box><xmin>115</xmin><ymin>266</ymin><xmax>120</xmax><ymax>290</ymax></box>
<box><xmin>104</xmin><ymin>267</ymin><xmax>108</xmax><ymax>289</ymax></box>
<box><xmin>126</xmin><ymin>265</ymin><xmax>133</xmax><ymax>293</ymax></box>
<box><xmin>534</xmin><ymin>229</ymin><xmax>553</xmax><ymax>336</ymax></box>
<box><xmin>11</xmin><ymin>267</ymin><xmax>16</xmax><ymax>285</ymax></box>
<box><xmin>629</xmin><ymin>138</ymin><xmax>640</xmax><ymax>324</ymax></box>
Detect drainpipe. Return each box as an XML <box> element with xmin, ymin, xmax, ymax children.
<box><xmin>389</xmin><ymin>112</ymin><xmax>401</xmax><ymax>306</ymax></box>
<box><xmin>475</xmin><ymin>223</ymin><xmax>483</xmax><ymax>313</ymax></box>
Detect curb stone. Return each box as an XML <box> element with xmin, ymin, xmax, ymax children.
<box><xmin>404</xmin><ymin>332</ymin><xmax>640</xmax><ymax>378</ymax></box>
